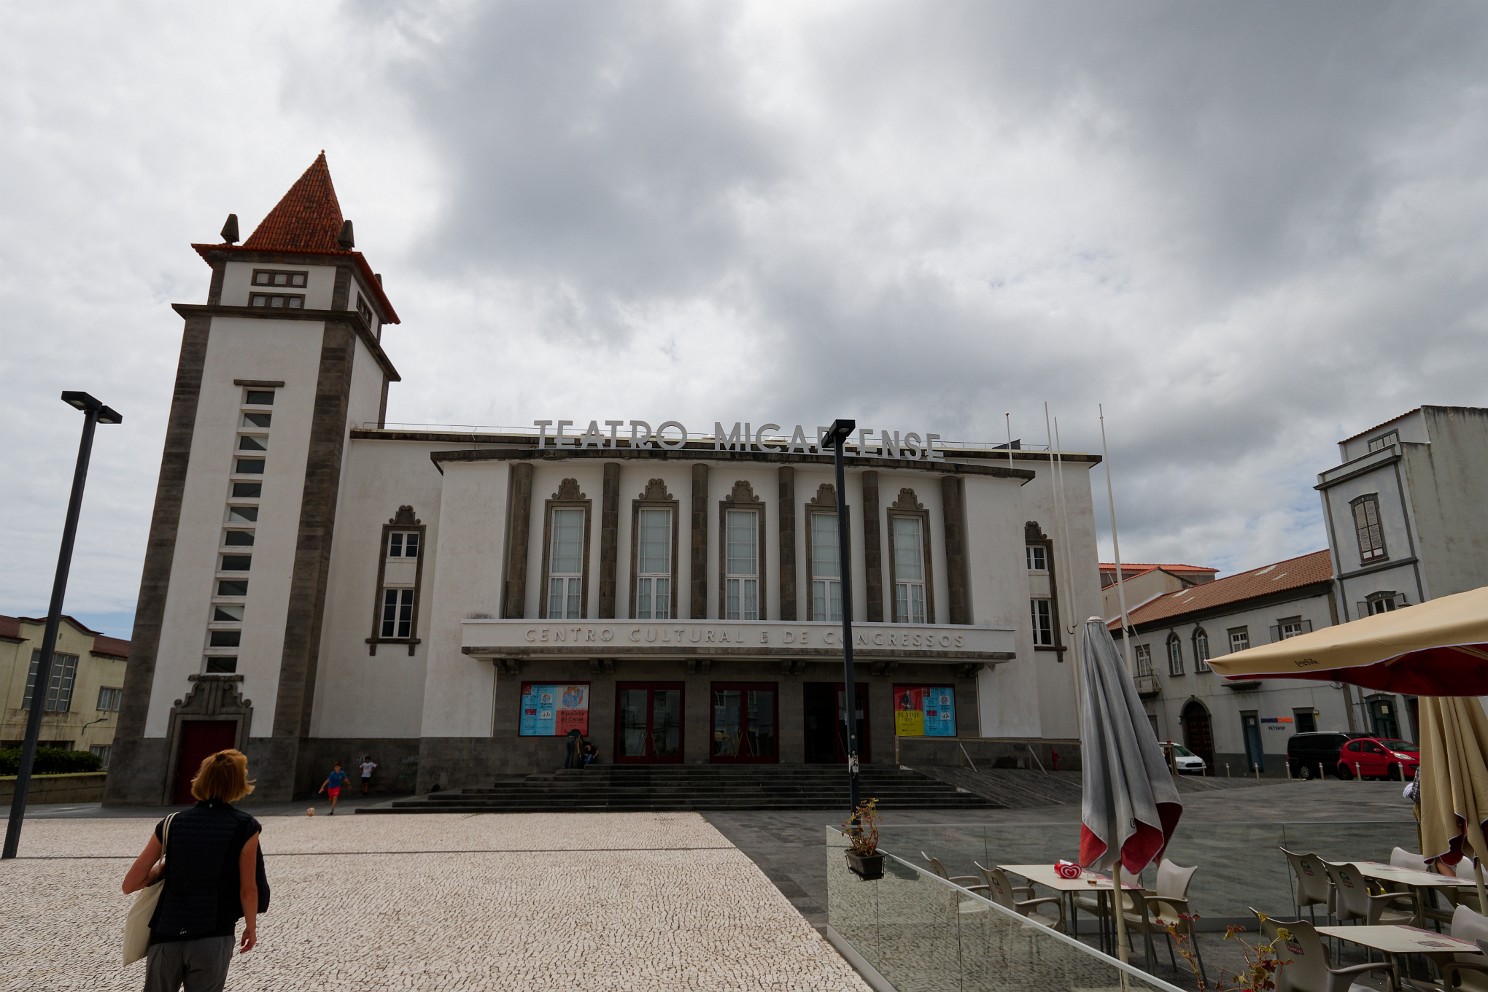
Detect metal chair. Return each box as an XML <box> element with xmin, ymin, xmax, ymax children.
<box><xmin>1283</xmin><ymin>848</ymin><xmax>1334</xmax><ymax>923</ymax></box>
<box><xmin>974</xmin><ymin>861</ymin><xmax>1066</xmax><ymax>931</ymax></box>
<box><xmin>1259</xmin><ymin>914</ymin><xmax>1398</xmax><ymax>992</ymax></box>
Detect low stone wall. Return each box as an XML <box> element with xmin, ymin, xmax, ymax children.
<box><xmin>0</xmin><ymin>772</ymin><xmax>107</xmax><ymax>805</ymax></box>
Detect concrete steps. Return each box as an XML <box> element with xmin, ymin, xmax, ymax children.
<box><xmin>362</xmin><ymin>764</ymin><xmax>1005</xmax><ymax>814</ymax></box>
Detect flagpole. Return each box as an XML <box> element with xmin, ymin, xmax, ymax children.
<box><xmin>1099</xmin><ymin>405</ymin><xmax>1136</xmax><ymax>677</ymax></box>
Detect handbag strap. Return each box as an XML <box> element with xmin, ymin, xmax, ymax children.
<box><xmin>160</xmin><ymin>811</ymin><xmax>177</xmax><ymax>858</ymax></box>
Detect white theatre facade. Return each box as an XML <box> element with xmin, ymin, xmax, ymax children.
<box><xmin>107</xmin><ymin>156</ymin><xmax>1103</xmax><ymax>803</ymax></box>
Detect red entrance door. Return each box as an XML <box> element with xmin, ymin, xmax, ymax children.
<box><xmin>172</xmin><ymin>720</ymin><xmax>238</xmax><ymax>804</ymax></box>
<box><xmin>614</xmin><ymin>683</ymin><xmax>684</xmax><ymax>763</ymax></box>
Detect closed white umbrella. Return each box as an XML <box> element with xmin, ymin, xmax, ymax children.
<box><xmin>1078</xmin><ymin>618</ymin><xmax>1184</xmax><ymax>970</ymax></box>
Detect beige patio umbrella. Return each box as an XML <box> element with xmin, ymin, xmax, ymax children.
<box><xmin>1209</xmin><ymin>585</ymin><xmax>1488</xmax><ymax>905</ymax></box>
<box><xmin>1206</xmin><ymin>585</ymin><xmax>1488</xmax><ymax>695</ymax></box>
<box><xmin>1418</xmin><ymin>696</ymin><xmax>1488</xmax><ymax>907</ymax></box>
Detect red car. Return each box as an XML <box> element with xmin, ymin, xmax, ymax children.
<box><xmin>1336</xmin><ymin>737</ymin><xmax>1419</xmax><ymax>781</ymax></box>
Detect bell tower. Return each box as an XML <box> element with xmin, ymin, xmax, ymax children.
<box><xmin>108</xmin><ymin>153</ymin><xmax>401</xmax><ymax>803</ymax></box>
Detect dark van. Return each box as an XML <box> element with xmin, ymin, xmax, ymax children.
<box><xmin>1286</xmin><ymin>731</ymin><xmax>1369</xmax><ymax>780</ymax></box>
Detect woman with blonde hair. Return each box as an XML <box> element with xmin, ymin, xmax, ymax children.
<box><xmin>122</xmin><ymin>748</ymin><xmax>266</xmax><ymax>991</ymax></box>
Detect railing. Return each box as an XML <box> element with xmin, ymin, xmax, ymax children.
<box><xmin>1133</xmin><ymin>673</ymin><xmax>1160</xmax><ymax>697</ymax></box>
<box><xmin>867</xmin><ymin>819</ymin><xmax>1419</xmax><ymax>933</ymax></box>
<box><xmin>826</xmin><ymin>830</ymin><xmax>1187</xmax><ymax>992</ymax></box>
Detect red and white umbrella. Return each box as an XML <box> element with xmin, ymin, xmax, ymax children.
<box><xmin>1078</xmin><ymin>618</ymin><xmax>1183</xmax><ymax>967</ymax></box>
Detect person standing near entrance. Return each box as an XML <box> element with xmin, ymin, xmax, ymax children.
<box><xmin>122</xmin><ymin>748</ymin><xmax>263</xmax><ymax>990</ymax></box>
<box><xmin>358</xmin><ymin>755</ymin><xmax>377</xmax><ymax>796</ymax></box>
<box><xmin>319</xmin><ymin>763</ymin><xmax>349</xmax><ymax>814</ymax></box>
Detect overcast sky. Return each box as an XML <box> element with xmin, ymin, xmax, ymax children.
<box><xmin>5</xmin><ymin>2</ymin><xmax>1487</xmax><ymax>638</ymax></box>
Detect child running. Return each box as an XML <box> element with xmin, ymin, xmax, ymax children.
<box><xmin>318</xmin><ymin>762</ymin><xmax>350</xmax><ymax>815</ymax></box>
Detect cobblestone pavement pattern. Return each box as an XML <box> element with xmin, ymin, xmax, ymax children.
<box><xmin>1</xmin><ymin>812</ymin><xmax>870</xmax><ymax>992</ymax></box>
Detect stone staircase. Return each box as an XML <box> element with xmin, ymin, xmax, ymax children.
<box><xmin>363</xmin><ymin>763</ymin><xmax>1004</xmax><ymax>814</ymax></box>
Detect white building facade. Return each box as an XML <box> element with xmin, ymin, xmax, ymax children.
<box><xmin>107</xmin><ymin>156</ymin><xmax>1105</xmax><ymax>803</ymax></box>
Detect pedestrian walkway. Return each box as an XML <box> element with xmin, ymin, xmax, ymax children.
<box><xmin>0</xmin><ymin>810</ymin><xmax>869</xmax><ymax>992</ymax></box>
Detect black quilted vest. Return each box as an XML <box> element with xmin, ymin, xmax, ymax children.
<box><xmin>150</xmin><ymin>802</ymin><xmax>261</xmax><ymax>942</ymax></box>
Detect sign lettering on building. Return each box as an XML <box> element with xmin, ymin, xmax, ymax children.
<box><xmin>533</xmin><ymin>419</ymin><xmax>944</xmax><ymax>460</ymax></box>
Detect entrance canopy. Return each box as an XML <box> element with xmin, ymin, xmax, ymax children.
<box><xmin>1207</xmin><ymin>585</ymin><xmax>1488</xmax><ymax>696</ymax></box>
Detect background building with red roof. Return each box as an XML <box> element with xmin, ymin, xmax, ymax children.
<box><xmin>1</xmin><ymin>614</ymin><xmax>130</xmax><ymax>765</ymax></box>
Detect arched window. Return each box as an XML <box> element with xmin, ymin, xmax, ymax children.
<box><xmin>1166</xmin><ymin>633</ymin><xmax>1184</xmax><ymax>676</ymax></box>
<box><xmin>1192</xmin><ymin>628</ymin><xmax>1210</xmax><ymax>672</ymax></box>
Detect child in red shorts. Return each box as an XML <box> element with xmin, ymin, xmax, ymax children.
<box><xmin>318</xmin><ymin>763</ymin><xmax>349</xmax><ymax>814</ymax></box>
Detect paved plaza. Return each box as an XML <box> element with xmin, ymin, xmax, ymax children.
<box><xmin>1</xmin><ymin>808</ymin><xmax>869</xmax><ymax>992</ymax></box>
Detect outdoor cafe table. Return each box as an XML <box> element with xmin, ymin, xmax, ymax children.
<box><xmin>1317</xmin><ymin>924</ymin><xmax>1479</xmax><ymax>977</ymax></box>
<box><xmin>998</xmin><ymin>864</ymin><xmax>1155</xmax><ymax>963</ymax></box>
<box><xmin>1335</xmin><ymin>860</ymin><xmax>1478</xmax><ymax>891</ymax></box>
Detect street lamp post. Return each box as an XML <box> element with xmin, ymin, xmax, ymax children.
<box><xmin>822</xmin><ymin>419</ymin><xmax>861</xmax><ymax>816</ymax></box>
<box><xmin>3</xmin><ymin>391</ymin><xmax>121</xmax><ymax>860</ymax></box>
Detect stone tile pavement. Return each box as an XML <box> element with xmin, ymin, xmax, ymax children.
<box><xmin>0</xmin><ymin>811</ymin><xmax>870</xmax><ymax>992</ymax></box>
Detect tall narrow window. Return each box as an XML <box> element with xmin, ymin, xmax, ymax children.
<box><xmin>724</xmin><ymin>509</ymin><xmax>761</xmax><ymax>620</ymax></box>
<box><xmin>541</xmin><ymin>481</ymin><xmax>591</xmax><ymax>621</ymax></box>
<box><xmin>634</xmin><ymin>507</ymin><xmax>673</xmax><ymax>619</ymax></box>
<box><xmin>630</xmin><ymin>479</ymin><xmax>677</xmax><ymax>620</ymax></box>
<box><xmin>548</xmin><ymin>507</ymin><xmax>586</xmax><ymax>619</ymax></box>
<box><xmin>1134</xmin><ymin>644</ymin><xmax>1153</xmax><ymax>676</ymax></box>
<box><xmin>1193</xmin><ymin>628</ymin><xmax>1210</xmax><ymax>672</ymax></box>
<box><xmin>368</xmin><ymin>505</ymin><xmax>427</xmax><ymax>655</ymax></box>
<box><xmin>719</xmin><ymin>481</ymin><xmax>765</xmax><ymax>621</ymax></box>
<box><xmin>1166</xmin><ymin>633</ymin><xmax>1184</xmax><ymax>676</ymax></box>
<box><xmin>1030</xmin><ymin>598</ymin><xmax>1054</xmax><ymax>646</ymax></box>
<box><xmin>1351</xmin><ymin>494</ymin><xmax>1388</xmax><ymax>563</ymax></box>
<box><xmin>888</xmin><ymin>489</ymin><xmax>932</xmax><ymax>624</ymax></box>
<box><xmin>809</xmin><ymin>510</ymin><xmax>842</xmax><ymax>622</ymax></box>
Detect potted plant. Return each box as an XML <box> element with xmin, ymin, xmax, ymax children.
<box><xmin>841</xmin><ymin>797</ymin><xmax>883</xmax><ymax>880</ymax></box>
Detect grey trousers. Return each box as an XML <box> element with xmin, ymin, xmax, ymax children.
<box><xmin>143</xmin><ymin>935</ymin><xmax>234</xmax><ymax>992</ymax></box>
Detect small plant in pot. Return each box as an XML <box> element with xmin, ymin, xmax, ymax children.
<box><xmin>841</xmin><ymin>797</ymin><xmax>883</xmax><ymax>880</ymax></box>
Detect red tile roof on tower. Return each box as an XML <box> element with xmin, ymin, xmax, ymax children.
<box><xmin>192</xmin><ymin>152</ymin><xmax>399</xmax><ymax>324</ymax></box>
<box><xmin>1113</xmin><ymin>550</ymin><xmax>1334</xmax><ymax>629</ymax></box>
<box><xmin>242</xmin><ymin>151</ymin><xmax>347</xmax><ymax>252</ymax></box>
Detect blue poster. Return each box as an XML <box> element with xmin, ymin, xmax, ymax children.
<box><xmin>519</xmin><ymin>683</ymin><xmax>590</xmax><ymax>736</ymax></box>
<box><xmin>894</xmin><ymin>685</ymin><xmax>956</xmax><ymax>737</ymax></box>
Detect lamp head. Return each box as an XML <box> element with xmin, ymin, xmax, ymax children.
<box><xmin>59</xmin><ymin>391</ymin><xmax>123</xmax><ymax>425</ymax></box>
<box><xmin>822</xmin><ymin>419</ymin><xmax>856</xmax><ymax>448</ymax></box>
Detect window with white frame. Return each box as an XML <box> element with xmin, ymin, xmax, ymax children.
<box><xmin>1134</xmin><ymin>643</ymin><xmax>1154</xmax><ymax>676</ymax></box>
<box><xmin>722</xmin><ymin>505</ymin><xmax>762</xmax><ymax>620</ymax></box>
<box><xmin>1193</xmin><ymin>628</ymin><xmax>1211</xmax><ymax>672</ymax></box>
<box><xmin>634</xmin><ymin>506</ymin><xmax>674</xmax><ymax>620</ymax></box>
<box><xmin>1026</xmin><ymin>544</ymin><xmax>1048</xmax><ymax>571</ymax></box>
<box><xmin>23</xmin><ymin>651</ymin><xmax>79</xmax><ymax>711</ymax></box>
<box><xmin>1367</xmin><ymin>431</ymin><xmax>1399</xmax><ymax>452</ymax></box>
<box><xmin>1278</xmin><ymin>617</ymin><xmax>1306</xmax><ymax>639</ymax></box>
<box><xmin>387</xmin><ymin>530</ymin><xmax>420</xmax><ymax>559</ymax></box>
<box><xmin>1365</xmin><ymin>591</ymin><xmax>1401</xmax><ymax>615</ymax></box>
<box><xmin>1351</xmin><ymin>494</ymin><xmax>1388</xmax><ymax>563</ymax></box>
<box><xmin>1229</xmin><ymin>626</ymin><xmax>1250</xmax><ymax>652</ymax></box>
<box><xmin>809</xmin><ymin>509</ymin><xmax>842</xmax><ymax>622</ymax></box>
<box><xmin>368</xmin><ymin>505</ymin><xmax>426</xmax><ymax>653</ymax></box>
<box><xmin>1030</xmin><ymin>598</ymin><xmax>1054</xmax><ymax>646</ymax></box>
<box><xmin>888</xmin><ymin>492</ymin><xmax>931</xmax><ymax>624</ymax></box>
<box><xmin>380</xmin><ymin>587</ymin><xmax>415</xmax><ymax>638</ymax></box>
<box><xmin>542</xmin><ymin>488</ymin><xmax>590</xmax><ymax>620</ymax></box>
<box><xmin>1166</xmin><ymin>633</ymin><xmax>1184</xmax><ymax>676</ymax></box>
<box><xmin>97</xmin><ymin>686</ymin><xmax>123</xmax><ymax>711</ymax></box>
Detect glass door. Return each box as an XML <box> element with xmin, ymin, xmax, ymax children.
<box><xmin>711</xmin><ymin>683</ymin><xmax>778</xmax><ymax>763</ymax></box>
<box><xmin>615</xmin><ymin>682</ymin><xmax>684</xmax><ymax>763</ymax></box>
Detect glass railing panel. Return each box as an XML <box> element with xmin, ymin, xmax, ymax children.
<box><xmin>828</xmin><ymin>828</ymin><xmax>1190</xmax><ymax>992</ymax></box>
